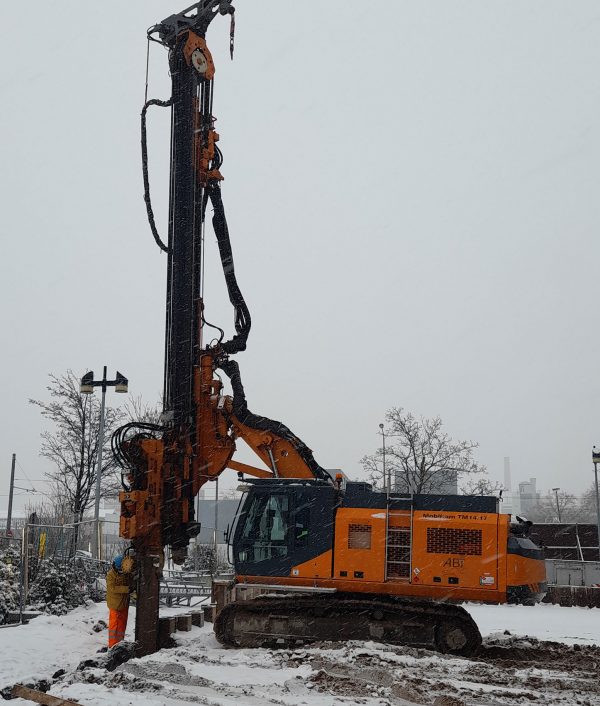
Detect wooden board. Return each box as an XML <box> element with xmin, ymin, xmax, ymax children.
<box><xmin>11</xmin><ymin>684</ymin><xmax>81</xmax><ymax>706</ymax></box>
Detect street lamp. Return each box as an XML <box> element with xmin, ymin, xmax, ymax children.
<box><xmin>592</xmin><ymin>447</ymin><xmax>600</xmax><ymax>561</ymax></box>
<box><xmin>81</xmin><ymin>366</ymin><xmax>128</xmax><ymax>558</ymax></box>
<box><xmin>379</xmin><ymin>423</ymin><xmax>389</xmax><ymax>494</ymax></box>
<box><xmin>551</xmin><ymin>487</ymin><xmax>561</xmax><ymax>523</ymax></box>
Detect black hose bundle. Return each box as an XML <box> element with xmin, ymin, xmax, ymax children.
<box><xmin>111</xmin><ymin>422</ymin><xmax>165</xmax><ymax>490</ymax></box>
<box><xmin>219</xmin><ymin>358</ymin><xmax>330</xmax><ymax>482</ymax></box>
<box><xmin>207</xmin><ymin>181</ymin><xmax>251</xmax><ymax>354</ymax></box>
<box><xmin>141</xmin><ymin>98</ymin><xmax>173</xmax><ymax>253</ymax></box>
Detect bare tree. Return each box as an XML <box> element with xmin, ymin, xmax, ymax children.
<box><xmin>123</xmin><ymin>394</ymin><xmax>162</xmax><ymax>425</ymax></box>
<box><xmin>24</xmin><ymin>493</ymin><xmax>71</xmax><ymax>527</ymax></box>
<box><xmin>30</xmin><ymin>371</ymin><xmax>123</xmax><ymax>548</ymax></box>
<box><xmin>361</xmin><ymin>408</ymin><xmax>487</xmax><ymax>494</ymax></box>
<box><xmin>460</xmin><ymin>476</ymin><xmax>503</xmax><ymax>496</ymax></box>
<box><xmin>576</xmin><ymin>483</ymin><xmax>599</xmax><ymax>523</ymax></box>
<box><xmin>528</xmin><ymin>490</ymin><xmax>579</xmax><ymax>523</ymax></box>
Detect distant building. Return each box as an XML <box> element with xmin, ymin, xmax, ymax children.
<box><xmin>194</xmin><ymin>497</ymin><xmax>240</xmax><ymax>544</ymax></box>
<box><xmin>518</xmin><ymin>477</ymin><xmax>540</xmax><ymax>516</ymax></box>
<box><xmin>0</xmin><ymin>514</ymin><xmax>26</xmax><ymax>534</ymax></box>
<box><xmin>501</xmin><ymin>457</ymin><xmax>514</xmax><ymax>514</ymax></box>
<box><xmin>498</xmin><ymin>459</ymin><xmax>541</xmax><ymax>517</ymax></box>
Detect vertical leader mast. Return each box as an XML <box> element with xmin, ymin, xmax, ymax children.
<box><xmin>153</xmin><ymin>2</ymin><xmax>234</xmax><ymax>437</ymax></box>
<box><xmin>119</xmin><ymin>2</ymin><xmax>237</xmax><ymax>656</ymax></box>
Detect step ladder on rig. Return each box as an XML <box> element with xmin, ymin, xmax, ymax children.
<box><xmin>385</xmin><ymin>502</ymin><xmax>413</xmax><ymax>581</ymax></box>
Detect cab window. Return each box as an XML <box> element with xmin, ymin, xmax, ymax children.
<box><xmin>238</xmin><ymin>493</ymin><xmax>289</xmax><ymax>562</ymax></box>
<box><xmin>293</xmin><ymin>503</ymin><xmax>311</xmax><ymax>544</ymax></box>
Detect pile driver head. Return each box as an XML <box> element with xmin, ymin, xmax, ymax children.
<box><xmin>149</xmin><ymin>1</ymin><xmax>235</xmax><ymax>46</ymax></box>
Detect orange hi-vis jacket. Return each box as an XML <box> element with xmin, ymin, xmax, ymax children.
<box><xmin>106</xmin><ymin>567</ymin><xmax>132</xmax><ymax>611</ymax></box>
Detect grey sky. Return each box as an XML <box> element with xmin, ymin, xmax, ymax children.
<box><xmin>1</xmin><ymin>1</ymin><xmax>599</xmax><ymax>514</ymax></box>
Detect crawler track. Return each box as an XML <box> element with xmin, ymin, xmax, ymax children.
<box><xmin>214</xmin><ymin>594</ymin><xmax>482</xmax><ymax>657</ymax></box>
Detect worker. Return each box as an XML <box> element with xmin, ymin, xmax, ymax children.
<box><xmin>106</xmin><ymin>554</ymin><xmax>134</xmax><ymax>648</ymax></box>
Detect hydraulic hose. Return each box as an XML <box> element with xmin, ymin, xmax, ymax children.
<box><xmin>141</xmin><ymin>98</ymin><xmax>173</xmax><ymax>254</ymax></box>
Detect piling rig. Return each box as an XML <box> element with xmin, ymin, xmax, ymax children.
<box><xmin>114</xmin><ymin>1</ymin><xmax>547</xmax><ymax>658</ymax></box>
<box><xmin>114</xmin><ymin>0</ymin><xmax>331</xmax><ymax>655</ymax></box>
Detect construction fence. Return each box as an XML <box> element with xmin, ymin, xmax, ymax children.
<box><xmin>1</xmin><ymin>522</ymin><xmax>225</xmax><ymax>625</ymax></box>
<box><xmin>0</xmin><ymin>519</ymin><xmax>123</xmax><ymax>623</ymax></box>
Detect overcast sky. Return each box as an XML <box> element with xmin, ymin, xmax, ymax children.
<box><xmin>1</xmin><ymin>1</ymin><xmax>600</xmax><ymax>514</ymax></box>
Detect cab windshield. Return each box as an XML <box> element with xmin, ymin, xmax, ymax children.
<box><xmin>237</xmin><ymin>493</ymin><xmax>289</xmax><ymax>563</ymax></box>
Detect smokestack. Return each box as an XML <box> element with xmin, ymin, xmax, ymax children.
<box><xmin>504</xmin><ymin>457</ymin><xmax>512</xmax><ymax>492</ymax></box>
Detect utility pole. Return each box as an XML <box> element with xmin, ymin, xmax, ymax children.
<box><xmin>6</xmin><ymin>453</ymin><xmax>16</xmax><ymax>535</ymax></box>
<box><xmin>80</xmin><ymin>367</ymin><xmax>128</xmax><ymax>558</ymax></box>
<box><xmin>552</xmin><ymin>487</ymin><xmax>561</xmax><ymax>523</ymax></box>
<box><xmin>379</xmin><ymin>423</ymin><xmax>389</xmax><ymax>494</ymax></box>
<box><xmin>592</xmin><ymin>448</ymin><xmax>600</xmax><ymax>561</ymax></box>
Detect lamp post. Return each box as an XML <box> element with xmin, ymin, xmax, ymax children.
<box><xmin>551</xmin><ymin>487</ymin><xmax>561</xmax><ymax>523</ymax></box>
<box><xmin>81</xmin><ymin>367</ymin><xmax>128</xmax><ymax>558</ymax></box>
<box><xmin>592</xmin><ymin>448</ymin><xmax>600</xmax><ymax>561</ymax></box>
<box><xmin>213</xmin><ymin>476</ymin><xmax>219</xmax><ymax>553</ymax></box>
<box><xmin>379</xmin><ymin>423</ymin><xmax>389</xmax><ymax>494</ymax></box>
<box><xmin>6</xmin><ymin>453</ymin><xmax>16</xmax><ymax>536</ymax></box>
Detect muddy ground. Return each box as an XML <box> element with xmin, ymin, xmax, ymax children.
<box><xmin>53</xmin><ymin>632</ymin><xmax>600</xmax><ymax>706</ymax></box>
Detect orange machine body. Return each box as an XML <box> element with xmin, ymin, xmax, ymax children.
<box><xmin>232</xmin><ymin>480</ymin><xmax>547</xmax><ymax>605</ymax></box>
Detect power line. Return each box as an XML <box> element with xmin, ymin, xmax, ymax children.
<box><xmin>15</xmin><ymin>460</ymin><xmax>37</xmax><ymax>494</ymax></box>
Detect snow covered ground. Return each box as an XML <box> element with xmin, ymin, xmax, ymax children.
<box><xmin>0</xmin><ymin>601</ymin><xmax>599</xmax><ymax>706</ymax></box>
<box><xmin>466</xmin><ymin>601</ymin><xmax>600</xmax><ymax>646</ymax></box>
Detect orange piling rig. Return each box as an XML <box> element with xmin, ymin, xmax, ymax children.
<box><xmin>114</xmin><ymin>1</ymin><xmax>547</xmax><ymax>658</ymax></box>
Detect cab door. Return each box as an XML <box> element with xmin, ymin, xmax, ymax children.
<box><xmin>233</xmin><ymin>483</ymin><xmax>335</xmax><ymax>578</ymax></box>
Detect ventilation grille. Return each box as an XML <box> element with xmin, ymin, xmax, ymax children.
<box><xmin>348</xmin><ymin>524</ymin><xmax>372</xmax><ymax>549</ymax></box>
<box><xmin>426</xmin><ymin>528</ymin><xmax>482</xmax><ymax>555</ymax></box>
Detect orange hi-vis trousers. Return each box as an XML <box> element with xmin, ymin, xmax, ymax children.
<box><xmin>108</xmin><ymin>607</ymin><xmax>129</xmax><ymax>647</ymax></box>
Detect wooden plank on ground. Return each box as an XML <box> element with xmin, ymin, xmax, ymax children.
<box><xmin>11</xmin><ymin>684</ymin><xmax>80</xmax><ymax>706</ymax></box>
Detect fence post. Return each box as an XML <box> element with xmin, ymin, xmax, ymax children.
<box><xmin>22</xmin><ymin>524</ymin><xmax>29</xmax><ymax>606</ymax></box>
<box><xmin>18</xmin><ymin>537</ymin><xmax>24</xmax><ymax>623</ymax></box>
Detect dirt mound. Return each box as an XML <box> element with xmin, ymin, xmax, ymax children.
<box><xmin>479</xmin><ymin>635</ymin><xmax>600</xmax><ymax>671</ymax></box>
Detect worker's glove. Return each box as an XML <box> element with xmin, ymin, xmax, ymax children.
<box><xmin>122</xmin><ymin>556</ymin><xmax>135</xmax><ymax>574</ymax></box>
<box><xmin>130</xmin><ymin>591</ymin><xmax>137</xmax><ymax>600</ymax></box>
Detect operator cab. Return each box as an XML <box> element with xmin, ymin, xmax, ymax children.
<box><xmin>231</xmin><ymin>479</ymin><xmax>336</xmax><ymax>577</ymax></box>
